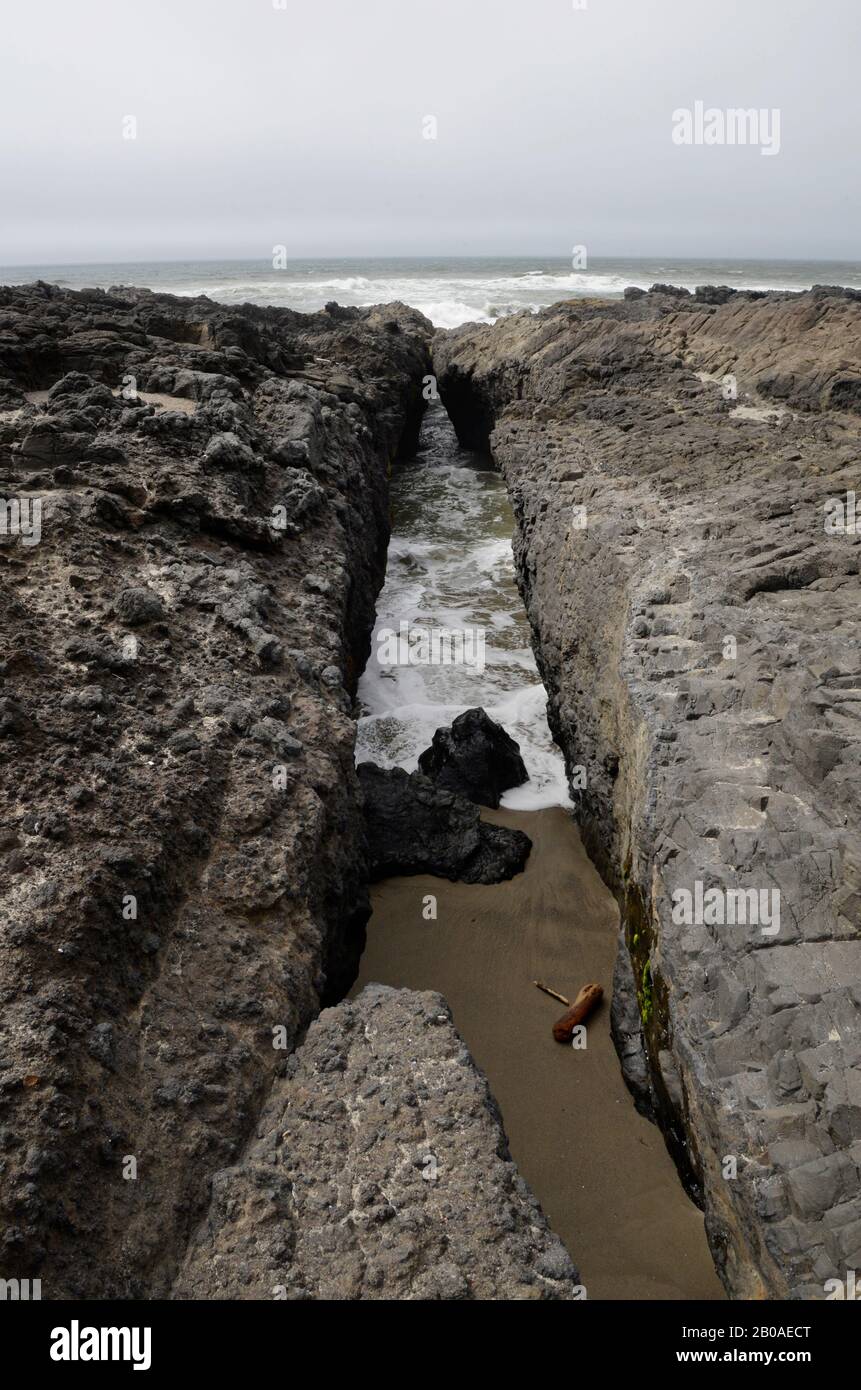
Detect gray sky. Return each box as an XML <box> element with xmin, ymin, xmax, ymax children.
<box><xmin>1</xmin><ymin>0</ymin><xmax>858</xmax><ymax>264</ymax></box>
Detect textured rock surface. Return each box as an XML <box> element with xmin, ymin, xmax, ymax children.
<box><xmin>174</xmin><ymin>984</ymin><xmax>579</xmax><ymax>1300</ymax></box>
<box><xmin>358</xmin><ymin>761</ymin><xmax>531</xmax><ymax>883</ymax></box>
<box><xmin>435</xmin><ymin>286</ymin><xmax>861</xmax><ymax>1299</ymax></box>
<box><xmin>417</xmin><ymin>706</ymin><xmax>529</xmax><ymax>808</ymax></box>
<box><xmin>0</xmin><ymin>282</ymin><xmax>432</xmax><ymax>1297</ymax></box>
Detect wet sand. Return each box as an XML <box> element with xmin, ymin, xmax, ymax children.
<box><xmin>352</xmin><ymin>806</ymin><xmax>724</xmax><ymax>1301</ymax></box>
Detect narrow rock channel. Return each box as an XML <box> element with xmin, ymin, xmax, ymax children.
<box><xmin>352</xmin><ymin>402</ymin><xmax>724</xmax><ymax>1300</ymax></box>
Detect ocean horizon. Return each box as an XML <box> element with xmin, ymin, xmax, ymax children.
<box><xmin>2</xmin><ymin>254</ymin><xmax>860</xmax><ymax>330</ymax></box>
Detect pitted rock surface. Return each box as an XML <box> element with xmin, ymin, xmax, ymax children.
<box><xmin>0</xmin><ymin>282</ymin><xmax>432</xmax><ymax>1297</ymax></box>
<box><xmin>174</xmin><ymin>984</ymin><xmax>579</xmax><ymax>1300</ymax></box>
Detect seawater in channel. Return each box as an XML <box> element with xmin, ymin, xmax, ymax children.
<box><xmin>353</xmin><ymin>402</ymin><xmax>723</xmax><ymax>1301</ymax></box>
<box><xmin>356</xmin><ymin>402</ymin><xmax>569</xmax><ymax>807</ymax></box>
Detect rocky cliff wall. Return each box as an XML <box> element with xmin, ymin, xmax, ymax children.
<box><xmin>0</xmin><ymin>283</ymin><xmax>433</xmax><ymax>1297</ymax></box>
<box><xmin>435</xmin><ymin>287</ymin><xmax>861</xmax><ymax>1298</ymax></box>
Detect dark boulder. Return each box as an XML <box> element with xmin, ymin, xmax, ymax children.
<box><xmin>358</xmin><ymin>762</ymin><xmax>531</xmax><ymax>884</ymax></box>
<box><xmin>693</xmin><ymin>285</ymin><xmax>736</xmax><ymax>305</ymax></box>
<box><xmin>417</xmin><ymin>707</ymin><xmax>528</xmax><ymax>808</ymax></box>
<box><xmin>114</xmin><ymin>585</ymin><xmax>166</xmax><ymax>626</ymax></box>
<box><xmin>648</xmin><ymin>283</ymin><xmax>691</xmax><ymax>298</ymax></box>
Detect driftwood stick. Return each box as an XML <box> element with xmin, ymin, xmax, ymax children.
<box><xmin>533</xmin><ymin>980</ymin><xmax>570</xmax><ymax>1007</ymax></box>
<box><xmin>552</xmin><ymin>983</ymin><xmax>603</xmax><ymax>1043</ymax></box>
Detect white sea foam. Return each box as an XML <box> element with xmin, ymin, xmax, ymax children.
<box><xmin>356</xmin><ymin>403</ymin><xmax>572</xmax><ymax>811</ymax></box>
<box><xmin>6</xmin><ymin>256</ymin><xmax>858</xmax><ymax>329</ymax></box>
<box><xmin>169</xmin><ymin>267</ymin><xmax>815</xmax><ymax>328</ymax></box>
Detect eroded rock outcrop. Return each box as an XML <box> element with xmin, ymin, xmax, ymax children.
<box><xmin>0</xmin><ymin>282</ymin><xmax>432</xmax><ymax>1296</ymax></box>
<box><xmin>358</xmin><ymin>761</ymin><xmax>531</xmax><ymax>882</ymax></box>
<box><xmin>417</xmin><ymin>706</ymin><xmax>528</xmax><ymax>808</ymax></box>
<box><xmin>435</xmin><ymin>286</ymin><xmax>861</xmax><ymax>1299</ymax></box>
<box><xmin>174</xmin><ymin>984</ymin><xmax>579</xmax><ymax>1300</ymax></box>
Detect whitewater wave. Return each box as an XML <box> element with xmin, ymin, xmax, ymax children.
<box><xmin>168</xmin><ymin>266</ymin><xmax>819</xmax><ymax>329</ymax></box>
<box><xmin>10</xmin><ymin>255</ymin><xmax>858</xmax><ymax>330</ymax></box>
<box><xmin>356</xmin><ymin>402</ymin><xmax>572</xmax><ymax>811</ymax></box>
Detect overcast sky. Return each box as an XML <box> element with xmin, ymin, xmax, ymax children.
<box><xmin>1</xmin><ymin>0</ymin><xmax>858</xmax><ymax>264</ymax></box>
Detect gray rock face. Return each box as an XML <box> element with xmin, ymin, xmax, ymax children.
<box><xmin>435</xmin><ymin>287</ymin><xmax>861</xmax><ymax>1300</ymax></box>
<box><xmin>174</xmin><ymin>984</ymin><xmax>579</xmax><ymax>1300</ymax></box>
<box><xmin>0</xmin><ymin>282</ymin><xmax>432</xmax><ymax>1297</ymax></box>
<box><xmin>358</xmin><ymin>761</ymin><xmax>531</xmax><ymax>883</ymax></box>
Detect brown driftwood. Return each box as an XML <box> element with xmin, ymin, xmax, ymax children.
<box><xmin>552</xmin><ymin>983</ymin><xmax>603</xmax><ymax>1043</ymax></box>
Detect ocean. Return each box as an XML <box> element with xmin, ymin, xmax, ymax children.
<box><xmin>356</xmin><ymin>401</ymin><xmax>571</xmax><ymax>811</ymax></box>
<box><xmin>2</xmin><ymin>255</ymin><xmax>860</xmax><ymax>330</ymax></box>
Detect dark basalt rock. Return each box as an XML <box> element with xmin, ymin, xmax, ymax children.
<box><xmin>649</xmin><ymin>282</ymin><xmax>692</xmax><ymax>297</ymax></box>
<box><xmin>417</xmin><ymin>706</ymin><xmax>529</xmax><ymax>808</ymax></box>
<box><xmin>0</xmin><ymin>281</ymin><xmax>434</xmax><ymax>1298</ymax></box>
<box><xmin>114</xmin><ymin>585</ymin><xmax>166</xmax><ymax>626</ymax></box>
<box><xmin>694</xmin><ymin>284</ymin><xmax>737</xmax><ymax>304</ymax></box>
<box><xmin>358</xmin><ymin>761</ymin><xmax>531</xmax><ymax>883</ymax></box>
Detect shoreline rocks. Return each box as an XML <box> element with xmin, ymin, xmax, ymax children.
<box><xmin>435</xmin><ymin>286</ymin><xmax>861</xmax><ymax>1299</ymax></box>
<box><xmin>174</xmin><ymin>984</ymin><xmax>579</xmax><ymax>1300</ymax></box>
<box><xmin>417</xmin><ymin>706</ymin><xmax>529</xmax><ymax>808</ymax></box>
<box><xmin>358</xmin><ymin>761</ymin><xmax>532</xmax><ymax>883</ymax></box>
<box><xmin>0</xmin><ymin>281</ymin><xmax>576</xmax><ymax>1304</ymax></box>
<box><xmin>0</xmin><ymin>283</ymin><xmax>432</xmax><ymax>1296</ymax></box>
